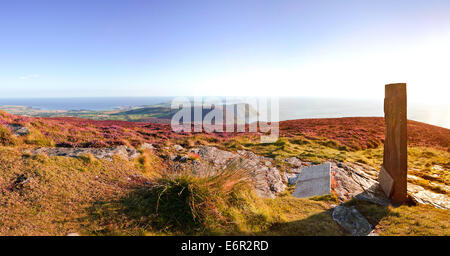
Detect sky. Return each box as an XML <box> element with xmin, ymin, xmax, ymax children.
<box><xmin>1</xmin><ymin>0</ymin><xmax>450</xmax><ymax>102</ymax></box>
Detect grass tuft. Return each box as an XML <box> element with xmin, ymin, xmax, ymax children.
<box><xmin>24</xmin><ymin>128</ymin><xmax>55</xmax><ymax>147</ymax></box>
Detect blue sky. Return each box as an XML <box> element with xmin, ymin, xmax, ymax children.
<box><xmin>1</xmin><ymin>0</ymin><xmax>449</xmax><ymax>101</ymax></box>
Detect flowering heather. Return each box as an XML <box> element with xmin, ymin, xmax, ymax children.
<box><xmin>187</xmin><ymin>152</ymin><xmax>200</xmax><ymax>161</ymax></box>
<box><xmin>0</xmin><ymin>111</ymin><xmax>448</xmax><ymax>152</ymax></box>
<box><xmin>280</xmin><ymin>117</ymin><xmax>449</xmax><ymax>151</ymax></box>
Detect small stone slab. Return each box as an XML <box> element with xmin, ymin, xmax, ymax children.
<box><xmin>379</xmin><ymin>166</ymin><xmax>394</xmax><ymax>197</ymax></box>
<box><xmin>332</xmin><ymin>205</ymin><xmax>373</xmax><ymax>236</ymax></box>
<box><xmin>292</xmin><ymin>162</ymin><xmax>331</xmax><ymax>198</ymax></box>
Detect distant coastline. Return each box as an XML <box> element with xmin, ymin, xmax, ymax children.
<box><xmin>0</xmin><ymin>97</ymin><xmax>448</xmax><ymax>129</ymax></box>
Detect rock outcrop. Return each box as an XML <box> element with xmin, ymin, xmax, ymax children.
<box><xmin>407</xmin><ymin>183</ymin><xmax>450</xmax><ymax>210</ymax></box>
<box><xmin>331</xmin><ymin>161</ymin><xmax>390</xmax><ymax>206</ymax></box>
<box><xmin>29</xmin><ymin>146</ymin><xmax>140</xmax><ymax>161</ymax></box>
<box><xmin>174</xmin><ymin>146</ymin><xmax>286</xmax><ymax>198</ymax></box>
<box><xmin>331</xmin><ymin>161</ymin><xmax>450</xmax><ymax>209</ymax></box>
<box><xmin>8</xmin><ymin>124</ymin><xmax>30</xmax><ymax>136</ymax></box>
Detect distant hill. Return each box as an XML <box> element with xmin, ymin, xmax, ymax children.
<box><xmin>0</xmin><ymin>103</ymin><xmax>260</xmax><ymax>123</ymax></box>
<box><xmin>111</xmin><ymin>103</ymin><xmax>260</xmax><ymax>123</ymax></box>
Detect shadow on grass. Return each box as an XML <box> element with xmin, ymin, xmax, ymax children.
<box><xmin>258</xmin><ymin>207</ymin><xmax>347</xmax><ymax>236</ymax></box>
<box><xmin>257</xmin><ymin>184</ymin><xmax>395</xmax><ymax>236</ymax></box>
<box><xmin>84</xmin><ymin>186</ymin><xmax>160</xmax><ymax>236</ymax></box>
<box><xmin>84</xmin><ymin>183</ymin><xmax>397</xmax><ymax>236</ymax></box>
<box><xmin>84</xmin><ymin>184</ymin><xmax>216</xmax><ymax>236</ymax></box>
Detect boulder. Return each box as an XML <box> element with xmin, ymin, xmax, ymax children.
<box><xmin>284</xmin><ymin>172</ymin><xmax>299</xmax><ymax>186</ymax></box>
<box><xmin>332</xmin><ymin>205</ymin><xmax>373</xmax><ymax>236</ymax></box>
<box><xmin>10</xmin><ymin>174</ymin><xmax>32</xmax><ymax>191</ymax></box>
<box><xmin>285</xmin><ymin>157</ymin><xmax>310</xmax><ymax>167</ymax></box>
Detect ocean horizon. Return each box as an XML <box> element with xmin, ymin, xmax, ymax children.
<box><xmin>0</xmin><ymin>97</ymin><xmax>448</xmax><ymax>129</ymax></box>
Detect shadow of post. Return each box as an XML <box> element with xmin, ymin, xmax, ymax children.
<box><xmin>255</xmin><ymin>184</ymin><xmax>394</xmax><ymax>236</ymax></box>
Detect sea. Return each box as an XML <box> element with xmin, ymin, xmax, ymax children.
<box><xmin>0</xmin><ymin>97</ymin><xmax>448</xmax><ymax>129</ymax></box>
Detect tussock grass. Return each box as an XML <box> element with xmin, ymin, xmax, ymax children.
<box><xmin>142</xmin><ymin>165</ymin><xmax>251</xmax><ymax>234</ymax></box>
<box><xmin>24</xmin><ymin>128</ymin><xmax>55</xmax><ymax>147</ymax></box>
<box><xmin>0</xmin><ymin>126</ymin><xmax>19</xmax><ymax>146</ymax></box>
<box><xmin>134</xmin><ymin>150</ymin><xmax>164</xmax><ymax>174</ymax></box>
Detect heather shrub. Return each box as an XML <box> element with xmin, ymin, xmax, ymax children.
<box><xmin>290</xmin><ymin>137</ymin><xmax>311</xmax><ymax>145</ymax></box>
<box><xmin>319</xmin><ymin>139</ymin><xmax>341</xmax><ymax>150</ymax></box>
<box><xmin>273</xmin><ymin>138</ymin><xmax>290</xmax><ymax>150</ymax></box>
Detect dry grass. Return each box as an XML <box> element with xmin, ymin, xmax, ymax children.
<box><xmin>0</xmin><ymin>146</ymin><xmax>151</xmax><ymax>236</ymax></box>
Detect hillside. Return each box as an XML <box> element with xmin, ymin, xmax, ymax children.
<box><xmin>0</xmin><ymin>110</ymin><xmax>449</xmax><ymax>236</ymax></box>
<box><xmin>1</xmin><ymin>110</ymin><xmax>448</xmax><ymax>150</ymax></box>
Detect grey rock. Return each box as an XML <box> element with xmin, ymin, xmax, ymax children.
<box><xmin>331</xmin><ymin>161</ymin><xmax>450</xmax><ymax>209</ymax></box>
<box><xmin>284</xmin><ymin>173</ymin><xmax>299</xmax><ymax>186</ymax></box>
<box><xmin>140</xmin><ymin>143</ymin><xmax>155</xmax><ymax>150</ymax></box>
<box><xmin>29</xmin><ymin>146</ymin><xmax>140</xmax><ymax>161</ymax></box>
<box><xmin>331</xmin><ymin>161</ymin><xmax>389</xmax><ymax>206</ymax></box>
<box><xmin>285</xmin><ymin>157</ymin><xmax>310</xmax><ymax>167</ymax></box>
<box><xmin>332</xmin><ymin>205</ymin><xmax>373</xmax><ymax>236</ymax></box>
<box><xmin>173</xmin><ymin>144</ymin><xmax>184</xmax><ymax>151</ymax></box>
<box><xmin>169</xmin><ymin>154</ymin><xmax>180</xmax><ymax>161</ymax></box>
<box><xmin>408</xmin><ymin>183</ymin><xmax>450</xmax><ymax>210</ymax></box>
<box><xmin>11</xmin><ymin>174</ymin><xmax>32</xmax><ymax>191</ymax></box>
<box><xmin>192</xmin><ymin>146</ymin><xmax>237</xmax><ymax>166</ymax></box>
<box><xmin>8</xmin><ymin>124</ymin><xmax>30</xmax><ymax>136</ymax></box>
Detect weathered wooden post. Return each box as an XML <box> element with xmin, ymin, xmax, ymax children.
<box><xmin>379</xmin><ymin>83</ymin><xmax>408</xmax><ymax>204</ymax></box>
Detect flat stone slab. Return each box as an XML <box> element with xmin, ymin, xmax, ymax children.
<box><xmin>292</xmin><ymin>162</ymin><xmax>331</xmax><ymax>198</ymax></box>
<box><xmin>379</xmin><ymin>166</ymin><xmax>394</xmax><ymax>197</ymax></box>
